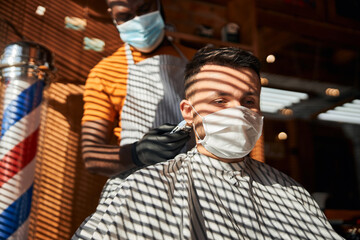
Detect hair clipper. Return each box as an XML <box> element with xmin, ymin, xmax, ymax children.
<box><xmin>170</xmin><ymin>120</ymin><xmax>192</xmax><ymax>134</ymax></box>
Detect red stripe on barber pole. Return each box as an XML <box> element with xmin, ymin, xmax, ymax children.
<box><xmin>0</xmin><ymin>128</ymin><xmax>39</xmax><ymax>188</ymax></box>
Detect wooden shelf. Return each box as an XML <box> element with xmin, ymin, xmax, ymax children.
<box><xmin>195</xmin><ymin>0</ymin><xmax>232</xmax><ymax>5</ymax></box>
<box><xmin>166</xmin><ymin>31</ymin><xmax>254</xmax><ymax>52</ymax></box>
<box><xmin>324</xmin><ymin>209</ymin><xmax>360</xmax><ymax>221</ymax></box>
<box><xmin>256</xmin><ymin>8</ymin><xmax>360</xmax><ymax>47</ymax></box>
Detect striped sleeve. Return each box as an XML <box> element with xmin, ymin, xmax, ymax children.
<box><xmin>82</xmin><ymin>71</ymin><xmax>118</xmax><ymax>123</ymax></box>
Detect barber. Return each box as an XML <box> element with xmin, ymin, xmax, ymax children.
<box><xmin>81</xmin><ymin>0</ymin><xmax>195</xmax><ymax>185</ymax></box>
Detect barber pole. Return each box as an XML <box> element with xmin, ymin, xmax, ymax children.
<box><xmin>0</xmin><ymin>42</ymin><xmax>53</xmax><ymax>239</ymax></box>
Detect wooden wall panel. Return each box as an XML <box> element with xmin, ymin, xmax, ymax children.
<box><xmin>1</xmin><ymin>0</ymin><xmax>119</xmax><ymax>239</ymax></box>
<box><xmin>162</xmin><ymin>0</ymin><xmax>227</xmax><ymax>40</ymax></box>
<box><xmin>29</xmin><ymin>83</ymin><xmax>109</xmax><ymax>239</ymax></box>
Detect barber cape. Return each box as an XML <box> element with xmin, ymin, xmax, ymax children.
<box><xmin>73</xmin><ymin>148</ymin><xmax>343</xmax><ymax>240</ymax></box>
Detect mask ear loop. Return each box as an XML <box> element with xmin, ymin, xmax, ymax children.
<box><xmin>188</xmin><ymin>103</ymin><xmax>205</xmax><ymax>143</ymax></box>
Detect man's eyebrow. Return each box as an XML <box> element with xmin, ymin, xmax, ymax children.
<box><xmin>244</xmin><ymin>91</ymin><xmax>259</xmax><ymax>96</ymax></box>
<box><xmin>208</xmin><ymin>90</ymin><xmax>259</xmax><ymax>98</ymax></box>
<box><xmin>205</xmin><ymin>91</ymin><xmax>232</xmax><ymax>100</ymax></box>
<box><xmin>108</xmin><ymin>1</ymin><xmax>128</xmax><ymax>8</ymax></box>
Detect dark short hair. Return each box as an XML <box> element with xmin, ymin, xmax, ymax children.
<box><xmin>184</xmin><ymin>46</ymin><xmax>261</xmax><ymax>98</ymax></box>
<box><xmin>106</xmin><ymin>0</ymin><xmax>166</xmax><ymax>20</ymax></box>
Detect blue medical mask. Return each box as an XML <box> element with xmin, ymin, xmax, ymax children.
<box><xmin>116</xmin><ymin>11</ymin><xmax>165</xmax><ymax>53</ymax></box>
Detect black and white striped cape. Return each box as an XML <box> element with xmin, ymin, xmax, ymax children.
<box><xmin>73</xmin><ymin>148</ymin><xmax>343</xmax><ymax>240</ymax></box>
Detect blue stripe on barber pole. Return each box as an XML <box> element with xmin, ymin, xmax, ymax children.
<box><xmin>1</xmin><ymin>80</ymin><xmax>44</xmax><ymax>138</ymax></box>
<box><xmin>0</xmin><ymin>185</ymin><xmax>33</xmax><ymax>239</ymax></box>
<box><xmin>0</xmin><ymin>79</ymin><xmax>44</xmax><ymax>239</ymax></box>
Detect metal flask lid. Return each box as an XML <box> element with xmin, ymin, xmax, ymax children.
<box><xmin>0</xmin><ymin>41</ymin><xmax>54</xmax><ymax>70</ymax></box>
<box><xmin>0</xmin><ymin>41</ymin><xmax>54</xmax><ymax>81</ymax></box>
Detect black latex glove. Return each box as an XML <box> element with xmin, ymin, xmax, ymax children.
<box><xmin>131</xmin><ymin>123</ymin><xmax>191</xmax><ymax>167</ymax></box>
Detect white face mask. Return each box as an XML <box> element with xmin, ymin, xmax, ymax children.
<box><xmin>191</xmin><ymin>105</ymin><xmax>264</xmax><ymax>159</ymax></box>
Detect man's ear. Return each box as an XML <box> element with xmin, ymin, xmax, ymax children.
<box><xmin>180</xmin><ymin>99</ymin><xmax>193</xmax><ymax>125</ymax></box>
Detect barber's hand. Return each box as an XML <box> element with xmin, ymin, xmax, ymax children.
<box><xmin>131</xmin><ymin>124</ymin><xmax>191</xmax><ymax>167</ymax></box>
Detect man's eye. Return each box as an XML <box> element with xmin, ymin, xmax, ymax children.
<box><xmin>115</xmin><ymin>13</ymin><xmax>134</xmax><ymax>23</ymax></box>
<box><xmin>213</xmin><ymin>99</ymin><xmax>226</xmax><ymax>104</ymax></box>
<box><xmin>245</xmin><ymin>99</ymin><xmax>255</xmax><ymax>105</ymax></box>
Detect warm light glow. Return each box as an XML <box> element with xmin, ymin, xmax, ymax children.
<box><xmin>278</xmin><ymin>132</ymin><xmax>287</xmax><ymax>140</ymax></box>
<box><xmin>281</xmin><ymin>108</ymin><xmax>293</xmax><ymax>116</ymax></box>
<box><xmin>261</xmin><ymin>77</ymin><xmax>269</xmax><ymax>86</ymax></box>
<box><xmin>325</xmin><ymin>88</ymin><xmax>340</xmax><ymax>97</ymax></box>
<box><xmin>266</xmin><ymin>54</ymin><xmax>276</xmax><ymax>63</ymax></box>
